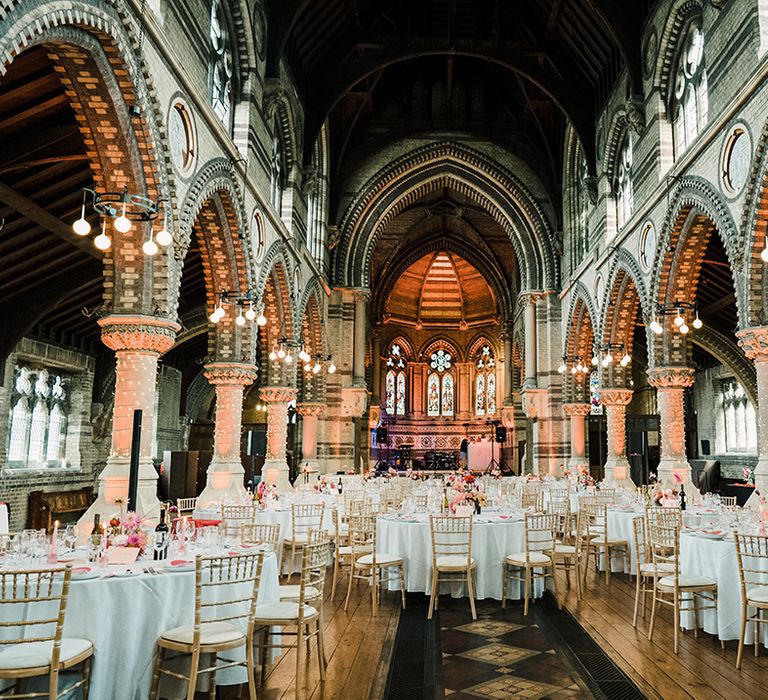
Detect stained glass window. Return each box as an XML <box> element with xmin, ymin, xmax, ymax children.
<box><xmin>475</xmin><ymin>345</ymin><xmax>496</xmax><ymax>416</ymax></box>
<box><xmin>476</xmin><ymin>374</ymin><xmax>486</xmax><ymax>415</ymax></box>
<box><xmin>430</xmin><ymin>350</ymin><xmax>452</xmax><ymax>372</ymax></box>
<box><xmin>487</xmin><ymin>373</ymin><xmax>496</xmax><ymax>414</ymax></box>
<box><xmin>590</xmin><ymin>370</ymin><xmax>602</xmax><ymax>415</ymax></box>
<box><xmin>385</xmin><ymin>370</ymin><xmax>396</xmax><ymax>415</ymax></box>
<box><xmin>427</xmin><ymin>373</ymin><xmax>440</xmax><ymax>417</ymax></box>
<box><xmin>441</xmin><ymin>374</ymin><xmax>454</xmax><ymax>416</ymax></box>
<box><xmin>615</xmin><ymin>135</ymin><xmax>633</xmax><ymax>230</ymax></box>
<box><xmin>396</xmin><ymin>372</ymin><xmax>406</xmax><ymax>416</ymax></box>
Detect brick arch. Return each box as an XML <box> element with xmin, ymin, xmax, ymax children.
<box><xmin>467</xmin><ymin>336</ymin><xmax>498</xmax><ymax>360</ymax></box>
<box><xmin>563</xmin><ymin>284</ymin><xmax>596</xmax><ymax>402</ymax></box>
<box><xmin>384</xmin><ymin>335</ymin><xmax>415</xmax><ymax>360</ymax></box>
<box><xmin>602</xmin><ymin>112</ymin><xmax>636</xmax><ymax>185</ymax></box>
<box><xmin>265</xmin><ymin>86</ymin><xmax>300</xmax><ymax>177</ymax></box>
<box><xmin>419</xmin><ymin>337</ymin><xmax>463</xmax><ymax>364</ymax></box>
<box><xmin>651</xmin><ymin>177</ymin><xmax>744</xmax><ymax>365</ymax></box>
<box><xmin>334</xmin><ymin>141</ymin><xmax>556</xmax><ymax>292</ymax></box>
<box><xmin>0</xmin><ymin>0</ymin><xmax>176</xmax><ymax>315</ymax></box>
<box><xmin>258</xmin><ymin>249</ymin><xmax>295</xmax><ymax>386</ymax></box>
<box><xmin>297</xmin><ymin>289</ymin><xmax>325</xmax><ymax>402</ymax></box>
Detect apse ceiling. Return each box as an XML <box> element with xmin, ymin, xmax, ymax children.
<box><xmin>384</xmin><ymin>250</ymin><xmax>498</xmax><ymax>328</ymax></box>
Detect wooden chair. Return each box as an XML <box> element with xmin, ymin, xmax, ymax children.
<box><xmin>220</xmin><ymin>504</ymin><xmax>257</xmax><ymax>540</ymax></box>
<box><xmin>344</xmin><ymin>513</ymin><xmax>406</xmax><ymax>615</ymax></box>
<box><xmin>254</xmin><ymin>541</ymin><xmax>330</xmax><ymax>699</ymax></box>
<box><xmin>720</xmin><ymin>496</ymin><xmax>738</xmax><ymax>507</ymax></box>
<box><xmin>0</xmin><ymin>566</ymin><xmax>93</xmax><ymax>700</ymax></box>
<box><xmin>520</xmin><ymin>490</ymin><xmax>544</xmax><ymax>512</ymax></box>
<box><xmin>240</xmin><ymin>522</ymin><xmax>281</xmax><ymax>554</ymax></box>
<box><xmin>503</xmin><ymin>513</ymin><xmax>559</xmax><ymax>614</ymax></box>
<box><xmin>282</xmin><ymin>503</ymin><xmax>325</xmax><ymax>582</ymax></box>
<box><xmin>734</xmin><ymin>532</ymin><xmax>768</xmax><ymax>668</ymax></box>
<box><xmin>647</xmin><ymin>521</ymin><xmax>718</xmax><ymax>654</ymax></box>
<box><xmin>150</xmin><ymin>551</ymin><xmax>265</xmax><ymax>700</ymax></box>
<box><xmin>631</xmin><ymin>515</ymin><xmax>674</xmax><ymax>628</ymax></box>
<box><xmin>176</xmin><ymin>497</ymin><xmax>197</xmax><ymax>516</ymax></box>
<box><xmin>581</xmin><ymin>499</ymin><xmax>629</xmax><ymax>585</ymax></box>
<box><xmin>595</xmin><ymin>488</ymin><xmax>617</xmax><ymax>502</ymax></box>
<box><xmin>428</xmin><ymin>516</ymin><xmax>477</xmax><ymax>620</ymax></box>
<box><xmin>548</xmin><ymin>500</ymin><xmax>581</xmax><ymax>599</ymax></box>
<box><xmin>645</xmin><ymin>505</ymin><xmax>682</xmax><ymax>530</ymax></box>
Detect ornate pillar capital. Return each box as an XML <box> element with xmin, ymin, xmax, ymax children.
<box><xmin>351</xmin><ymin>288</ymin><xmax>371</xmax><ymax>303</ymax></box>
<box><xmin>737</xmin><ymin>326</ymin><xmax>768</xmax><ymax>360</ymax></box>
<box><xmin>518</xmin><ymin>290</ymin><xmax>544</xmax><ymax>306</ymax></box>
<box><xmin>203</xmin><ymin>362</ymin><xmax>258</xmax><ymax>386</ymax></box>
<box><xmin>297</xmin><ymin>402</ymin><xmax>324</xmax><ymax>416</ymax></box>
<box><xmin>259</xmin><ymin>386</ymin><xmax>299</xmax><ymax>404</ymax></box>
<box><xmin>647</xmin><ymin>366</ymin><xmax>696</xmax><ymax>389</ymax></box>
<box><xmin>562</xmin><ymin>402</ymin><xmax>592</xmax><ymax>417</ymax></box>
<box><xmin>98</xmin><ymin>314</ymin><xmax>180</xmax><ymax>354</ymax></box>
<box><xmin>599</xmin><ymin>388</ymin><xmax>634</xmax><ymax>406</ymax></box>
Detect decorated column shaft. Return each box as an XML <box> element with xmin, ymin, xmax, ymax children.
<box><xmin>600</xmin><ymin>388</ymin><xmax>634</xmax><ymax>486</ymax></box>
<box><xmin>647</xmin><ymin>366</ymin><xmax>696</xmax><ymax>490</ymax></box>
<box><xmin>260</xmin><ymin>386</ymin><xmax>298</xmax><ymax>491</ymax></box>
<box><xmin>79</xmin><ymin>315</ymin><xmax>179</xmax><ymax>531</ymax></box>
<box><xmin>298</xmin><ymin>402</ymin><xmax>323</xmax><ymax>470</ymax></box>
<box><xmin>352</xmin><ymin>291</ymin><xmax>368</xmax><ymax>388</ymax></box>
<box><xmin>196</xmin><ymin>363</ymin><xmax>257</xmax><ymax>506</ymax></box>
<box><xmin>737</xmin><ymin>327</ymin><xmax>768</xmax><ymax>496</ymax></box>
<box><xmin>521</xmin><ymin>293</ymin><xmax>538</xmax><ymax>388</ymax></box>
<box><xmin>562</xmin><ymin>403</ymin><xmax>590</xmax><ymax>471</ymax></box>
<box><xmin>503</xmin><ymin>332</ymin><xmax>514</xmax><ymax>403</ymax></box>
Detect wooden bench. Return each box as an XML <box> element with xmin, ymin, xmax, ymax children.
<box><xmin>27</xmin><ymin>486</ymin><xmax>94</xmax><ymax>532</ymax></box>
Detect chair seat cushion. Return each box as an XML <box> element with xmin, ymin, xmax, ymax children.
<box><xmin>254</xmin><ymin>601</ymin><xmax>319</xmax><ymax>621</ymax></box>
<box><xmin>658</xmin><ymin>574</ymin><xmax>717</xmax><ymax>589</ymax></box>
<box><xmin>356</xmin><ymin>552</ymin><xmax>402</xmax><ymax>566</ymax></box>
<box><xmin>505</xmin><ymin>551</ymin><xmax>552</xmax><ymax>566</ymax></box>
<box><xmin>639</xmin><ymin>562</ymin><xmax>675</xmax><ymax>576</ymax></box>
<box><xmin>747</xmin><ymin>586</ymin><xmax>768</xmax><ymax>604</ymax></box>
<box><xmin>336</xmin><ymin>545</ymin><xmax>353</xmax><ymax>555</ymax></box>
<box><xmin>0</xmin><ymin>638</ymin><xmax>92</xmax><ymax>670</ymax></box>
<box><xmin>160</xmin><ymin>621</ymin><xmax>244</xmax><ymax>647</ymax></box>
<box><xmin>436</xmin><ymin>554</ymin><xmax>474</xmax><ymax>570</ymax></box>
<box><xmin>284</xmin><ymin>534</ymin><xmax>309</xmax><ymax>545</ymax></box>
<box><xmin>553</xmin><ymin>543</ymin><xmax>577</xmax><ymax>555</ymax></box>
<box><xmin>589</xmin><ymin>537</ymin><xmax>628</xmax><ymax>546</ymax></box>
<box><xmin>279</xmin><ymin>584</ymin><xmax>321</xmax><ymax>601</ymax></box>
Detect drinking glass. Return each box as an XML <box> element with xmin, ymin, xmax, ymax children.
<box><xmin>63</xmin><ymin>525</ymin><xmax>78</xmax><ymax>553</ymax></box>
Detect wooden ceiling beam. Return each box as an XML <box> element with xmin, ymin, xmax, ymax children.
<box><xmin>0</xmin><ymin>94</ymin><xmax>69</xmax><ymax>132</ymax></box>
<box><xmin>265</xmin><ymin>0</ymin><xmax>316</xmax><ymax>77</ymax></box>
<box><xmin>0</xmin><ymin>155</ymin><xmax>89</xmax><ymax>176</ymax></box>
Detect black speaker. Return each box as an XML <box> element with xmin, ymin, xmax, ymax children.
<box><xmin>495</xmin><ymin>426</ymin><xmax>507</xmax><ymax>443</ymax></box>
<box><xmin>377</xmin><ymin>427</ymin><xmax>388</xmax><ymax>444</ymax></box>
<box><xmin>701</xmin><ymin>439</ymin><xmax>710</xmax><ymax>456</ymax></box>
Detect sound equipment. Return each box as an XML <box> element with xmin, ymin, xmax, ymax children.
<box><xmin>495</xmin><ymin>426</ymin><xmax>507</xmax><ymax>443</ymax></box>
<box><xmin>376</xmin><ymin>427</ymin><xmax>388</xmax><ymax>444</ymax></box>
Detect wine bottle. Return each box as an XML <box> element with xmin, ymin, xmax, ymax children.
<box><xmin>680</xmin><ymin>484</ymin><xmax>686</xmax><ymax>511</ymax></box>
<box><xmin>154</xmin><ymin>508</ymin><xmax>169</xmax><ymax>560</ymax></box>
<box><xmin>89</xmin><ymin>514</ymin><xmax>101</xmax><ymax>546</ymax></box>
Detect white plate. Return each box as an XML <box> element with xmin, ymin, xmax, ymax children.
<box><xmin>71</xmin><ymin>567</ymin><xmax>99</xmax><ymax>581</ymax></box>
<box><xmin>165</xmin><ymin>561</ymin><xmax>195</xmax><ymax>573</ymax></box>
<box><xmin>115</xmin><ymin>568</ymin><xmax>140</xmax><ymax>578</ymax></box>
<box><xmin>698</xmin><ymin>532</ymin><xmax>726</xmax><ymax>540</ymax></box>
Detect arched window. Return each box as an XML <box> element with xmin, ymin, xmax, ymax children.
<box><xmin>427</xmin><ymin>348</ymin><xmax>454</xmax><ymax>417</ymax></box>
<box><xmin>614</xmin><ymin>134</ymin><xmax>633</xmax><ymax>230</ymax></box>
<box><xmin>672</xmin><ymin>23</ymin><xmax>707</xmax><ymax>157</ymax></box>
<box><xmin>720</xmin><ymin>380</ymin><xmax>756</xmax><ymax>452</ymax></box>
<box><xmin>209</xmin><ymin>0</ymin><xmax>233</xmax><ymax>130</ymax></box>
<box><xmin>384</xmin><ymin>344</ymin><xmax>407</xmax><ymax>416</ymax></box>
<box><xmin>474</xmin><ymin>345</ymin><xmax>496</xmax><ymax>416</ymax></box>
<box><xmin>270</xmin><ymin>125</ymin><xmax>285</xmax><ymax>214</ymax></box>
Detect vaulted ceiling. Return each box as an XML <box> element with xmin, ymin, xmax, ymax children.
<box><xmin>268</xmin><ymin>0</ymin><xmax>654</xmax><ymax>192</ymax></box>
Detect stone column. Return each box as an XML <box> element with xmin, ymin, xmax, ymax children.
<box><xmin>647</xmin><ymin>367</ymin><xmax>696</xmax><ymax>491</ymax></box>
<box><xmin>562</xmin><ymin>403</ymin><xmax>590</xmax><ymax>472</ymax></box>
<box><xmin>352</xmin><ymin>290</ymin><xmax>369</xmax><ymax>388</ymax></box>
<box><xmin>259</xmin><ymin>386</ymin><xmax>298</xmax><ymax>491</ymax></box>
<box><xmin>600</xmin><ymin>388</ymin><xmax>635</xmax><ymax>487</ymax></box>
<box><xmin>196</xmin><ymin>362</ymin><xmax>257</xmax><ymax>506</ymax></box>
<box><xmin>521</xmin><ymin>293</ymin><xmax>539</xmax><ymax>389</ymax></box>
<box><xmin>503</xmin><ymin>332</ymin><xmax>514</xmax><ymax>403</ymax></box>
<box><xmin>737</xmin><ymin>327</ymin><xmax>768</xmax><ymax>498</ymax></box>
<box><xmin>371</xmin><ymin>331</ymin><xmax>382</xmax><ymax>402</ymax></box>
<box><xmin>297</xmin><ymin>402</ymin><xmax>323</xmax><ymax>470</ymax></box>
<box><xmin>79</xmin><ymin>315</ymin><xmax>179</xmax><ymax>531</ymax></box>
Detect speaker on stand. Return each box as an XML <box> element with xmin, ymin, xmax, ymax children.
<box><xmin>486</xmin><ymin>420</ymin><xmax>507</xmax><ymax>474</ymax></box>
<box><xmin>375</xmin><ymin>426</ymin><xmax>390</xmax><ymax>471</ymax></box>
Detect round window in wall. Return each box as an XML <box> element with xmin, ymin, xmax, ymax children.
<box><xmin>722</xmin><ymin>126</ymin><xmax>751</xmax><ymax>194</ymax></box>
<box><xmin>639</xmin><ymin>221</ymin><xmax>656</xmax><ymax>271</ymax></box>
<box><xmin>169</xmin><ymin>100</ymin><xmax>196</xmax><ymax>174</ymax></box>
<box><xmin>252</xmin><ymin>209</ymin><xmax>265</xmax><ymax>261</ymax></box>
<box><xmin>594</xmin><ymin>274</ymin><xmax>604</xmax><ymax>308</ymax></box>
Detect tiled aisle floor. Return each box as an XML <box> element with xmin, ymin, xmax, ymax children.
<box><xmin>438</xmin><ymin>600</ymin><xmax>591</xmax><ymax>699</ymax></box>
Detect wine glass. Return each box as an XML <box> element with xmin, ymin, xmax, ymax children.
<box><xmin>63</xmin><ymin>525</ymin><xmax>78</xmax><ymax>553</ymax></box>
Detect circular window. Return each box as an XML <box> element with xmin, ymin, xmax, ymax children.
<box><xmin>722</xmin><ymin>126</ymin><xmax>751</xmax><ymax>194</ymax></box>
<box><xmin>252</xmin><ymin>209</ymin><xmax>265</xmax><ymax>260</ymax></box>
<box><xmin>169</xmin><ymin>101</ymin><xmax>195</xmax><ymax>174</ymax></box>
<box><xmin>639</xmin><ymin>222</ymin><xmax>656</xmax><ymax>271</ymax></box>
<box><xmin>594</xmin><ymin>274</ymin><xmax>604</xmax><ymax>307</ymax></box>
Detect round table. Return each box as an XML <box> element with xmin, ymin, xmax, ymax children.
<box><xmin>377</xmin><ymin>513</ymin><xmax>545</xmax><ymax>601</ymax></box>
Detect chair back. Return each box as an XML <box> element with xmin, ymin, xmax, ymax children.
<box><xmin>547</xmin><ymin>499</ymin><xmax>571</xmax><ymax>542</ymax></box>
<box><xmin>240</xmin><ymin>522</ymin><xmax>281</xmax><ymax>553</ymax></box>
<box><xmin>221</xmin><ymin>504</ymin><xmax>258</xmax><ymax>538</ymax></box>
<box><xmin>580</xmin><ymin>498</ymin><xmax>609</xmax><ymax>539</ymax></box>
<box><xmin>297</xmin><ymin>540</ymin><xmax>331</xmax><ymax>618</ymax></box>
<box><xmin>734</xmin><ymin>533</ymin><xmax>768</xmax><ymax>603</ymax></box>
<box><xmin>647</xmin><ymin>520</ymin><xmax>680</xmax><ymax>582</ymax></box>
<box><xmin>596</xmin><ymin>488</ymin><xmax>617</xmax><ymax>502</ymax></box>
<box><xmin>429</xmin><ymin>515</ymin><xmax>473</xmax><ymax>566</ymax></box>
<box><xmin>632</xmin><ymin>515</ymin><xmax>649</xmax><ymax>568</ymax></box>
<box><xmin>523</xmin><ymin>513</ymin><xmax>557</xmax><ymax>563</ymax></box>
<box><xmin>720</xmin><ymin>495</ymin><xmax>738</xmax><ymax>507</ymax></box>
<box><xmin>177</xmin><ymin>497</ymin><xmax>197</xmax><ymax>515</ymax></box>
<box><xmin>192</xmin><ymin>552</ymin><xmax>265</xmax><ymax>643</ymax></box>
<box><xmin>549</xmin><ymin>485</ymin><xmax>570</xmax><ymax>505</ymax></box>
<box><xmin>521</xmin><ymin>490</ymin><xmax>544</xmax><ymax>512</ymax></box>
<box><xmin>290</xmin><ymin>503</ymin><xmax>325</xmax><ymax>541</ymax></box>
<box><xmin>0</xmin><ymin>566</ymin><xmax>72</xmax><ymax>667</ymax></box>
<box><xmin>348</xmin><ymin>513</ymin><xmax>376</xmax><ymax>563</ymax></box>
<box><xmin>645</xmin><ymin>505</ymin><xmax>682</xmax><ymax>532</ymax></box>
<box><xmin>412</xmin><ymin>494</ymin><xmax>429</xmax><ymax>511</ymax></box>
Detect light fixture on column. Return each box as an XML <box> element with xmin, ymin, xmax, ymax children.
<box><xmin>593</xmin><ymin>343</ymin><xmax>630</xmax><ymax>368</ymax></box>
<box><xmin>557</xmin><ymin>355</ymin><xmax>588</xmax><ymax>375</ymax></box>
<box><xmin>653</xmin><ymin>301</ymin><xmax>702</xmax><ymax>336</ymax></box>
<box><xmin>762</xmin><ymin>230</ymin><xmax>768</xmax><ymax>263</ymax></box>
<box><xmin>209</xmin><ymin>289</ymin><xmax>263</xmax><ymax>326</ymax></box>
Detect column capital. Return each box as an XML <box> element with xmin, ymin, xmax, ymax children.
<box><xmin>203</xmin><ymin>362</ymin><xmax>258</xmax><ymax>386</ymax></box>
<box><xmin>350</xmin><ymin>288</ymin><xmax>371</xmax><ymax>303</ymax></box>
<box><xmin>599</xmin><ymin>388</ymin><xmax>634</xmax><ymax>406</ymax></box>
<box><xmin>518</xmin><ymin>290</ymin><xmax>544</xmax><ymax>306</ymax></box>
<box><xmin>737</xmin><ymin>326</ymin><xmax>768</xmax><ymax>360</ymax></box>
<box><xmin>647</xmin><ymin>366</ymin><xmax>695</xmax><ymax>389</ymax></box>
<box><xmin>296</xmin><ymin>402</ymin><xmax>324</xmax><ymax>416</ymax></box>
<box><xmin>259</xmin><ymin>386</ymin><xmax>298</xmax><ymax>403</ymax></box>
<box><xmin>562</xmin><ymin>402</ymin><xmax>592</xmax><ymax>416</ymax></box>
<box><xmin>98</xmin><ymin>314</ymin><xmax>180</xmax><ymax>354</ymax></box>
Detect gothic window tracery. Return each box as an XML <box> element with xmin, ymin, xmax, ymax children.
<box><xmin>672</xmin><ymin>23</ymin><xmax>707</xmax><ymax>157</ymax></box>
<box><xmin>474</xmin><ymin>345</ymin><xmax>496</xmax><ymax>416</ymax></box>
<box><xmin>209</xmin><ymin>0</ymin><xmax>233</xmax><ymax>129</ymax></box>
<box><xmin>385</xmin><ymin>344</ymin><xmax>407</xmax><ymax>416</ymax></box>
<box><xmin>614</xmin><ymin>134</ymin><xmax>633</xmax><ymax>230</ymax></box>
<box><xmin>721</xmin><ymin>380</ymin><xmax>756</xmax><ymax>452</ymax></box>
<box><xmin>427</xmin><ymin>347</ymin><xmax>454</xmax><ymax>417</ymax></box>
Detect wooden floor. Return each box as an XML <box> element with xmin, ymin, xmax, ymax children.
<box><xmin>558</xmin><ymin>567</ymin><xmax>768</xmax><ymax>700</ymax></box>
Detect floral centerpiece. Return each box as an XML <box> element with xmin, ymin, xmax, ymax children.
<box><xmin>313</xmin><ymin>474</ymin><xmax>338</xmax><ymax>494</ymax></box>
<box><xmin>405</xmin><ymin>467</ymin><xmax>422</xmax><ymax>481</ymax></box>
<box><xmin>576</xmin><ymin>465</ymin><xmax>594</xmax><ymax>489</ymax></box>
<box><xmin>743</xmin><ymin>467</ymin><xmax>755</xmax><ymax>486</ymax></box>
<box><xmin>387</xmin><ymin>467</ymin><xmax>398</xmax><ymax>478</ymax></box>
<box><xmin>447</xmin><ymin>470</ymin><xmax>486</xmax><ymax>514</ymax></box>
<box><xmin>108</xmin><ymin>511</ymin><xmax>149</xmax><ymax>553</ymax></box>
<box><xmin>256</xmin><ymin>481</ymin><xmax>278</xmax><ymax>505</ymax></box>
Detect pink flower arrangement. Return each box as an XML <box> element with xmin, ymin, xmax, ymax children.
<box><xmin>314</xmin><ymin>474</ymin><xmax>338</xmax><ymax>493</ymax></box>
<box><xmin>107</xmin><ymin>511</ymin><xmax>148</xmax><ymax>553</ymax></box>
<box><xmin>673</xmin><ymin>472</ymin><xmax>683</xmax><ymax>485</ymax></box>
<box><xmin>387</xmin><ymin>467</ymin><xmax>398</xmax><ymax>478</ymax></box>
<box><xmin>743</xmin><ymin>467</ymin><xmax>755</xmax><ymax>486</ymax></box>
<box><xmin>256</xmin><ymin>481</ymin><xmax>277</xmax><ymax>502</ymax></box>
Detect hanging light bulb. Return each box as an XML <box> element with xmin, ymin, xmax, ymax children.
<box><xmin>304</xmin><ymin>362</ymin><xmax>311</xmax><ymax>372</ymax></box>
<box><xmin>156</xmin><ymin>214</ymin><xmax>173</xmax><ymax>247</ymax></box>
<box><xmin>601</xmin><ymin>356</ymin><xmax>611</xmax><ymax>368</ymax></box>
<box><xmin>94</xmin><ymin>221</ymin><xmax>111</xmax><ymax>251</ymax></box>
<box><xmin>604</xmin><ymin>351</ymin><xmax>613</xmax><ymax>364</ymax></box>
<box><xmin>269</xmin><ymin>348</ymin><xmax>278</xmax><ymax>362</ymax></box>
<box><xmin>284</xmin><ymin>351</ymin><xmax>293</xmax><ymax>364</ymax></box>
<box><xmin>692</xmin><ymin>310</ymin><xmax>703</xmax><ymax>330</ymax></box>
<box><xmin>591</xmin><ymin>355</ymin><xmax>599</xmax><ymax>366</ymax></box>
<box><xmin>142</xmin><ymin>232</ymin><xmax>158</xmax><ymax>256</ymax></box>
<box><xmin>313</xmin><ymin>362</ymin><xmax>322</xmax><ymax>374</ymax></box>
<box><xmin>73</xmin><ymin>195</ymin><xmax>91</xmax><ymax>236</ymax></box>
<box><xmin>620</xmin><ymin>354</ymin><xmax>631</xmax><ymax>367</ymax></box>
<box><xmin>245</xmin><ymin>303</ymin><xmax>256</xmax><ymax>321</ymax></box>
<box><xmin>558</xmin><ymin>363</ymin><xmax>566</xmax><ymax>374</ymax></box>
<box><xmin>674</xmin><ymin>310</ymin><xmax>685</xmax><ymax>327</ymax></box>
<box><xmin>679</xmin><ymin>322</ymin><xmax>690</xmax><ymax>334</ymax></box>
<box><xmin>210</xmin><ymin>309</ymin><xmax>221</xmax><ymax>324</ymax></box>
<box><xmin>328</xmin><ymin>361</ymin><xmax>336</xmax><ymax>374</ymax></box>
<box><xmin>235</xmin><ymin>308</ymin><xmax>246</xmax><ymax>326</ymax></box>
<box><xmin>277</xmin><ymin>347</ymin><xmax>286</xmax><ymax>359</ymax></box>
<box><xmin>113</xmin><ymin>201</ymin><xmax>132</xmax><ymax>233</ymax></box>
<box><xmin>762</xmin><ymin>233</ymin><xmax>768</xmax><ymax>263</ymax></box>
<box><xmin>570</xmin><ymin>366</ymin><xmax>577</xmax><ymax>375</ymax></box>
<box><xmin>256</xmin><ymin>310</ymin><xmax>267</xmax><ymax>326</ymax></box>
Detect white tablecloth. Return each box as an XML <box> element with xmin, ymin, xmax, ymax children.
<box><xmin>0</xmin><ymin>552</ymin><xmax>280</xmax><ymax>700</ymax></box>
<box><xmin>0</xmin><ymin>505</ymin><xmax>8</xmax><ymax>534</ymax></box>
<box><xmin>377</xmin><ymin>513</ymin><xmax>544</xmax><ymax>601</ymax></box>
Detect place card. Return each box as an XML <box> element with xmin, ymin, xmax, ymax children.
<box><xmin>107</xmin><ymin>547</ymin><xmax>140</xmax><ymax>565</ymax></box>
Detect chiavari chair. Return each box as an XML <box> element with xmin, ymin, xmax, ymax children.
<box><xmin>734</xmin><ymin>532</ymin><xmax>768</xmax><ymax>668</ymax></box>
<box><xmin>581</xmin><ymin>499</ymin><xmax>629</xmax><ymax>585</ymax></box>
<box><xmin>282</xmin><ymin>503</ymin><xmax>325</xmax><ymax>582</ymax></box>
<box><xmin>520</xmin><ymin>490</ymin><xmax>544</xmax><ymax>512</ymax></box>
<box><xmin>631</xmin><ymin>515</ymin><xmax>673</xmax><ymax>628</ymax></box>
<box><xmin>176</xmin><ymin>497</ymin><xmax>197</xmax><ymax>517</ymax></box>
<box><xmin>220</xmin><ymin>504</ymin><xmax>258</xmax><ymax>540</ymax></box>
<box><xmin>720</xmin><ymin>496</ymin><xmax>738</xmax><ymax>507</ymax></box>
<box><xmin>428</xmin><ymin>515</ymin><xmax>477</xmax><ymax>620</ymax></box>
<box><xmin>240</xmin><ymin>523</ymin><xmax>281</xmax><ymax>554</ymax></box>
<box><xmin>548</xmin><ymin>500</ymin><xmax>581</xmax><ymax>598</ymax></box>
